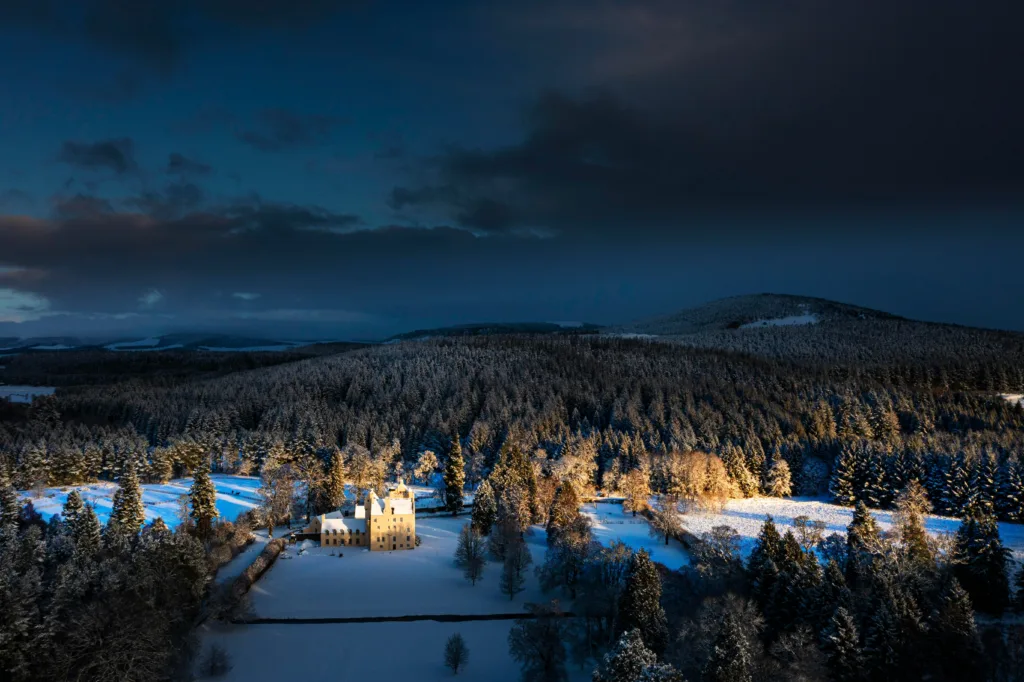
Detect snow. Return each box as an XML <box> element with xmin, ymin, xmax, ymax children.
<box><xmin>21</xmin><ymin>474</ymin><xmax>261</xmax><ymax>529</ymax></box>
<box><xmin>1000</xmin><ymin>393</ymin><xmax>1023</xmax><ymax>407</ymax></box>
<box><xmin>105</xmin><ymin>337</ymin><xmax>161</xmax><ymax>350</ymax></box>
<box><xmin>581</xmin><ymin>502</ymin><xmax>689</xmax><ymax>570</ymax></box>
<box><xmin>552</xmin><ymin>320</ymin><xmax>584</xmax><ymax>328</ymax></box>
<box><xmin>200</xmin><ymin>620</ymin><xmax>591</xmax><ymax>682</ymax></box>
<box><xmin>249</xmin><ymin>515</ymin><xmax>553</xmax><ymax>619</ymax></box>
<box><xmin>739</xmin><ymin>313</ymin><xmax>819</xmax><ymax>328</ymax></box>
<box><xmin>679</xmin><ymin>496</ymin><xmax>1024</xmax><ymax>563</ymax></box>
<box><xmin>604</xmin><ymin>333</ymin><xmax>658</xmax><ymax>339</ymax></box>
<box><xmin>198</xmin><ymin>344</ymin><xmax>298</xmax><ymax>352</ymax></box>
<box><xmin>214</xmin><ymin>526</ymin><xmax>294</xmax><ymax>586</ymax></box>
<box><xmin>0</xmin><ymin>385</ymin><xmax>55</xmax><ymax>403</ymax></box>
<box><xmin>29</xmin><ymin>344</ymin><xmax>75</xmax><ymax>350</ymax></box>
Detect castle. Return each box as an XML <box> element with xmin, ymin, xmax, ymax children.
<box><xmin>306</xmin><ymin>481</ymin><xmax>416</xmax><ymax>551</ymax></box>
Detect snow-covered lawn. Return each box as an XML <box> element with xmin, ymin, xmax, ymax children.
<box><xmin>0</xmin><ymin>385</ymin><xmax>55</xmax><ymax>403</ymax></box>
<box><xmin>250</xmin><ymin>515</ymin><xmax>551</xmax><ymax>619</ymax></box>
<box><xmin>200</xmin><ymin>620</ymin><xmax>591</xmax><ymax>682</ymax></box>
<box><xmin>23</xmin><ymin>474</ymin><xmax>261</xmax><ymax>529</ymax></box>
<box><xmin>582</xmin><ymin>502</ymin><xmax>689</xmax><ymax>570</ymax></box>
<box><xmin>740</xmin><ymin>313</ymin><xmax>819</xmax><ymax>328</ymax></box>
<box><xmin>679</xmin><ymin>496</ymin><xmax>1024</xmax><ymax>563</ymax></box>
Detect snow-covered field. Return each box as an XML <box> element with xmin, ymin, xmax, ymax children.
<box><xmin>0</xmin><ymin>385</ymin><xmax>55</xmax><ymax>403</ymax></box>
<box><xmin>740</xmin><ymin>313</ymin><xmax>819</xmax><ymax>328</ymax></box>
<box><xmin>23</xmin><ymin>474</ymin><xmax>261</xmax><ymax>529</ymax></box>
<box><xmin>582</xmin><ymin>501</ymin><xmax>689</xmax><ymax>570</ymax></box>
<box><xmin>1001</xmin><ymin>393</ymin><xmax>1023</xmax><ymax>407</ymax></box>
<box><xmin>680</xmin><ymin>496</ymin><xmax>1024</xmax><ymax>563</ymax></box>
<box><xmin>250</xmin><ymin>515</ymin><xmax>551</xmax><ymax>619</ymax></box>
<box><xmin>105</xmin><ymin>337</ymin><xmax>162</xmax><ymax>350</ymax></box>
<box><xmin>200</xmin><ymin>619</ymin><xmax>591</xmax><ymax>682</ymax></box>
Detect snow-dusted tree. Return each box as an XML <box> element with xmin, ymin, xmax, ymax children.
<box><xmin>258</xmin><ymin>460</ymin><xmax>296</xmax><ymax>537</ymax></box>
<box><xmin>618</xmin><ymin>548</ymin><xmax>668</xmax><ymax>655</ymax></box>
<box><xmin>829</xmin><ymin>445</ymin><xmax>859</xmax><ymax>506</ymax></box>
<box><xmin>454</xmin><ymin>523</ymin><xmax>486</xmax><ymax>586</ymax></box>
<box><xmin>1014</xmin><ymin>564</ymin><xmax>1024</xmax><ymax>612</ymax></box>
<box><xmin>822</xmin><ymin>606</ymin><xmax>862</xmax><ymax>682</ymax></box>
<box><xmin>107</xmin><ymin>464</ymin><xmax>145</xmax><ymax>540</ymax></box>
<box><xmin>932</xmin><ymin>576</ymin><xmax>983</xmax><ymax>679</ymax></box>
<box><xmin>893</xmin><ymin>480</ymin><xmax>932</xmax><ymax>563</ymax></box>
<box><xmin>648</xmin><ymin>495</ymin><xmax>682</xmax><ymax>546</ymax></box>
<box><xmin>414</xmin><ymin>450</ymin><xmax>439</xmax><ymax>486</ymax></box>
<box><xmin>952</xmin><ymin>506</ymin><xmax>1010</xmax><ymax>613</ymax></box>
<box><xmin>501</xmin><ymin>537</ymin><xmax>532</xmax><ymax>601</ymax></box>
<box><xmin>703</xmin><ymin>611</ymin><xmax>753</xmax><ymax>682</ymax></box>
<box><xmin>444</xmin><ymin>632</ymin><xmax>469</xmax><ymax>674</ymax></box>
<box><xmin>592</xmin><ymin>629</ymin><xmax>656</xmax><ymax>682</ymax></box>
<box><xmin>763</xmin><ymin>457</ymin><xmax>792</xmax><ymax>498</ymax></box>
<box><xmin>471</xmin><ymin>478</ymin><xmax>497</xmax><ymax>535</ymax></box>
<box><xmin>189</xmin><ymin>460</ymin><xmax>219</xmax><ymax>539</ymax></box>
<box><xmin>545</xmin><ymin>482</ymin><xmax>581</xmax><ymax>544</ymax></box>
<box><xmin>444</xmin><ymin>437</ymin><xmax>466</xmax><ymax>515</ymax></box>
<box><xmin>508</xmin><ymin>602</ymin><xmax>568</xmax><ymax>682</ymax></box>
<box><xmin>0</xmin><ymin>467</ymin><xmax>22</xmax><ymax>528</ymax></box>
<box><xmin>324</xmin><ymin>450</ymin><xmax>346</xmax><ymax>510</ymax></box>
<box><xmin>996</xmin><ymin>460</ymin><xmax>1024</xmax><ymax>522</ymax></box>
<box><xmin>538</xmin><ymin>515</ymin><xmax>593</xmax><ymax>599</ymax></box>
<box><xmin>620</xmin><ymin>466</ymin><xmax>651</xmax><ymax>517</ymax></box>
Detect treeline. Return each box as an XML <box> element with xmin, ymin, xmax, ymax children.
<box><xmin>1</xmin><ymin>336</ymin><xmax>1023</xmax><ymax>524</ymax></box>
<box><xmin>462</xmin><ymin>440</ymin><xmax>1024</xmax><ymax>681</ymax></box>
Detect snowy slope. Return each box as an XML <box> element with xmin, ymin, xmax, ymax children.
<box><xmin>201</xmin><ymin>620</ymin><xmax>591</xmax><ymax>682</ymax></box>
<box><xmin>582</xmin><ymin>502</ymin><xmax>689</xmax><ymax>570</ymax></box>
<box><xmin>23</xmin><ymin>474</ymin><xmax>261</xmax><ymax>528</ymax></box>
<box><xmin>680</xmin><ymin>496</ymin><xmax>1024</xmax><ymax>563</ymax></box>
<box><xmin>739</xmin><ymin>313</ymin><xmax>819</xmax><ymax>328</ymax></box>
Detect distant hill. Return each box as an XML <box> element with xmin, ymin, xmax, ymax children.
<box><xmin>605</xmin><ymin>293</ymin><xmax>1024</xmax><ymax>365</ymax></box>
<box><xmin>608</xmin><ymin>293</ymin><xmax>900</xmax><ymax>336</ymax></box>
<box><xmin>0</xmin><ymin>332</ymin><xmax>319</xmax><ymax>354</ymax></box>
<box><xmin>388</xmin><ymin>321</ymin><xmax>602</xmax><ymax>342</ymax></box>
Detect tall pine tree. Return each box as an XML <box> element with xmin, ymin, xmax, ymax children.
<box><xmin>189</xmin><ymin>461</ymin><xmax>219</xmax><ymax>540</ymax></box>
<box><xmin>107</xmin><ymin>464</ymin><xmax>145</xmax><ymax>541</ymax></box>
<box><xmin>444</xmin><ymin>436</ymin><xmax>466</xmax><ymax>515</ymax></box>
<box><xmin>471</xmin><ymin>478</ymin><xmax>497</xmax><ymax>535</ymax></box>
<box><xmin>618</xmin><ymin>549</ymin><xmax>668</xmax><ymax>655</ymax></box>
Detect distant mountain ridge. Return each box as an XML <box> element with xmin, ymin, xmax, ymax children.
<box><xmin>387</xmin><ymin>321</ymin><xmax>602</xmax><ymax>342</ymax></box>
<box><xmin>608</xmin><ymin>293</ymin><xmax>902</xmax><ymax>336</ymax></box>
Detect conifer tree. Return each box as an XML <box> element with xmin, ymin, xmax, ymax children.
<box><xmin>932</xmin><ymin>576</ymin><xmax>983</xmax><ymax>680</ymax></box>
<box><xmin>62</xmin><ymin>490</ymin><xmax>84</xmax><ymax>528</ymax></box>
<box><xmin>444</xmin><ymin>436</ymin><xmax>466</xmax><ymax>515</ymax></box>
<box><xmin>703</xmin><ymin>611</ymin><xmax>753</xmax><ymax>682</ymax></box>
<box><xmin>454</xmin><ymin>523</ymin><xmax>486</xmax><ymax>586</ymax></box>
<box><xmin>189</xmin><ymin>461</ymin><xmax>219</xmax><ymax>539</ymax></box>
<box><xmin>996</xmin><ymin>461</ymin><xmax>1024</xmax><ymax>522</ymax></box>
<box><xmin>324</xmin><ymin>451</ymin><xmax>346</xmax><ymax>510</ymax></box>
<box><xmin>763</xmin><ymin>457</ymin><xmax>792</xmax><ymax>497</ymax></box>
<box><xmin>592</xmin><ymin>629</ymin><xmax>657</xmax><ymax>682</ymax></box>
<box><xmin>846</xmin><ymin>502</ymin><xmax>880</xmax><ymax>587</ymax></box>
<box><xmin>107</xmin><ymin>464</ymin><xmax>145</xmax><ymax>540</ymax></box>
<box><xmin>747</xmin><ymin>515</ymin><xmax>784</xmax><ymax>604</ymax></box>
<box><xmin>952</xmin><ymin>506</ymin><xmax>1010</xmax><ymax>613</ymax></box>
<box><xmin>830</xmin><ymin>446</ymin><xmax>858</xmax><ymax>506</ymax></box>
<box><xmin>546</xmin><ymin>482</ymin><xmax>581</xmax><ymax>544</ymax></box>
<box><xmin>618</xmin><ymin>549</ymin><xmax>668</xmax><ymax>655</ymax></box>
<box><xmin>471</xmin><ymin>478</ymin><xmax>497</xmax><ymax>535</ymax></box>
<box><xmin>822</xmin><ymin>606</ymin><xmax>862</xmax><ymax>682</ymax></box>
<box><xmin>943</xmin><ymin>454</ymin><xmax>972</xmax><ymax>516</ymax></box>
<box><xmin>1014</xmin><ymin>564</ymin><xmax>1024</xmax><ymax>612</ymax></box>
<box><xmin>0</xmin><ymin>468</ymin><xmax>21</xmax><ymax>528</ymax></box>
<box><xmin>75</xmin><ymin>503</ymin><xmax>102</xmax><ymax>555</ymax></box>
<box><xmin>893</xmin><ymin>481</ymin><xmax>932</xmax><ymax>564</ymax></box>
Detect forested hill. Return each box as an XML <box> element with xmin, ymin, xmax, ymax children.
<box><xmin>607</xmin><ymin>293</ymin><xmax>1024</xmax><ymax>365</ymax></box>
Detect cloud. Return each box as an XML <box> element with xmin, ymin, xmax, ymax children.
<box><xmin>0</xmin><ymin>288</ymin><xmax>50</xmax><ymax>323</ymax></box>
<box><xmin>166</xmin><ymin>153</ymin><xmax>212</xmax><ymax>176</ymax></box>
<box><xmin>232</xmin><ymin>292</ymin><xmax>261</xmax><ymax>301</ymax></box>
<box><xmin>57</xmin><ymin>138</ymin><xmax>137</xmax><ymax>175</ymax></box>
<box><xmin>1</xmin><ymin>0</ymin><xmax>360</xmax><ymax>70</ymax></box>
<box><xmin>237</xmin><ymin>109</ymin><xmax>346</xmax><ymax>152</ymax></box>
<box><xmin>390</xmin><ymin>0</ymin><xmax>1024</xmax><ymax>236</ymax></box>
<box><xmin>138</xmin><ymin>289</ymin><xmax>163</xmax><ymax>308</ymax></box>
<box><xmin>0</xmin><ymin>189</ymin><xmax>32</xmax><ymax>208</ymax></box>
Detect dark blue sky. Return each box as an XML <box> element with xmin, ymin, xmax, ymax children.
<box><xmin>1</xmin><ymin>0</ymin><xmax>1022</xmax><ymax>339</ymax></box>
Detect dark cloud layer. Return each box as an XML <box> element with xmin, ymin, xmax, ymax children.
<box><xmin>0</xmin><ymin>0</ymin><xmax>360</xmax><ymax>68</ymax></box>
<box><xmin>237</xmin><ymin>110</ymin><xmax>346</xmax><ymax>152</ymax></box>
<box><xmin>166</xmin><ymin>153</ymin><xmax>212</xmax><ymax>176</ymax></box>
<box><xmin>57</xmin><ymin>138</ymin><xmax>137</xmax><ymax>175</ymax></box>
<box><xmin>395</xmin><ymin>0</ymin><xmax>1024</xmax><ymax>235</ymax></box>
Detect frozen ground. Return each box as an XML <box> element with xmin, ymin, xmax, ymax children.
<box><xmin>250</xmin><ymin>515</ymin><xmax>551</xmax><ymax>619</ymax></box>
<box><xmin>740</xmin><ymin>313</ymin><xmax>819</xmax><ymax>328</ymax></box>
<box><xmin>200</xmin><ymin>620</ymin><xmax>591</xmax><ymax>682</ymax></box>
<box><xmin>581</xmin><ymin>501</ymin><xmax>689</xmax><ymax>570</ymax></box>
<box><xmin>23</xmin><ymin>474</ymin><xmax>261</xmax><ymax>529</ymax></box>
<box><xmin>0</xmin><ymin>385</ymin><xmax>56</xmax><ymax>403</ymax></box>
<box><xmin>680</xmin><ymin>496</ymin><xmax>1024</xmax><ymax>563</ymax></box>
